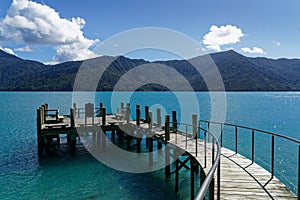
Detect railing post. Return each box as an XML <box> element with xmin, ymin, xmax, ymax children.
<box><xmin>220</xmin><ymin>124</ymin><xmax>223</xmax><ymax>147</ymax></box>
<box><xmin>165</xmin><ymin>115</ymin><xmax>170</xmax><ymax>141</ymax></box>
<box><xmin>271</xmin><ymin>135</ymin><xmax>275</xmax><ymax>178</ymax></box>
<box><xmin>235</xmin><ymin>125</ymin><xmax>238</xmax><ymax>154</ymax></box>
<box><xmin>204</xmin><ymin>131</ymin><xmax>207</xmax><ymax>168</ymax></box>
<box><xmin>185</xmin><ymin>124</ymin><xmax>188</xmax><ymax>149</ymax></box>
<box><xmin>217</xmin><ymin>158</ymin><xmax>221</xmax><ymax>200</ymax></box>
<box><xmin>252</xmin><ymin>129</ymin><xmax>255</xmax><ymax>163</ymax></box>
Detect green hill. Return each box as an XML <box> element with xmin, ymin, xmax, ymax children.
<box><xmin>0</xmin><ymin>49</ymin><xmax>299</xmax><ymax>91</ymax></box>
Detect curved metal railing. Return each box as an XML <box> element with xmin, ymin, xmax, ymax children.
<box><xmin>199</xmin><ymin>119</ymin><xmax>300</xmax><ymax>198</ymax></box>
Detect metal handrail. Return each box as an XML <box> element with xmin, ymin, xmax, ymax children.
<box><xmin>199</xmin><ymin>119</ymin><xmax>300</xmax><ymax>198</ymax></box>
<box><xmin>166</xmin><ymin>121</ymin><xmax>221</xmax><ymax>199</ymax></box>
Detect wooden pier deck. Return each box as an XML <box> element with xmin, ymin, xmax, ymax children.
<box><xmin>36</xmin><ymin>104</ymin><xmax>297</xmax><ymax>199</ymax></box>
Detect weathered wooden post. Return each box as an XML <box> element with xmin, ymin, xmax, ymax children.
<box><xmin>100</xmin><ymin>102</ymin><xmax>103</xmax><ymax>117</ymax></box>
<box><xmin>165</xmin><ymin>115</ymin><xmax>170</xmax><ymax>141</ymax></box>
<box><xmin>172</xmin><ymin>110</ymin><xmax>177</xmax><ymax>132</ymax></box>
<box><xmin>70</xmin><ymin>108</ymin><xmax>75</xmax><ymax>128</ymax></box>
<box><xmin>73</xmin><ymin>103</ymin><xmax>77</xmax><ymax>117</ymax></box>
<box><xmin>126</xmin><ymin>105</ymin><xmax>130</xmax><ymax>124</ymax></box>
<box><xmin>136</xmin><ymin>105</ymin><xmax>140</xmax><ymax>126</ymax></box>
<box><xmin>44</xmin><ymin>103</ymin><xmax>48</xmax><ymax>119</ymax></box>
<box><xmin>156</xmin><ymin>108</ymin><xmax>161</xmax><ymax>126</ymax></box>
<box><xmin>85</xmin><ymin>103</ymin><xmax>94</xmax><ymax>126</ymax></box>
<box><xmin>190</xmin><ymin>158</ymin><xmax>198</xmax><ymax>200</ymax></box>
<box><xmin>192</xmin><ymin>114</ymin><xmax>197</xmax><ymax>138</ymax></box>
<box><xmin>120</xmin><ymin>102</ymin><xmax>124</xmax><ymax>117</ymax></box>
<box><xmin>145</xmin><ymin>106</ymin><xmax>149</xmax><ymax>123</ymax></box>
<box><xmin>102</xmin><ymin>107</ymin><xmax>106</xmax><ymax>125</ymax></box>
<box><xmin>149</xmin><ymin>112</ymin><xmax>152</xmax><ymax>129</ymax></box>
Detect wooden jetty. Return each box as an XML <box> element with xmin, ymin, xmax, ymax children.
<box><xmin>36</xmin><ymin>103</ymin><xmax>298</xmax><ymax>200</ymax></box>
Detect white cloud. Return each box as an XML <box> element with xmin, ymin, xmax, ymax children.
<box><xmin>241</xmin><ymin>47</ymin><xmax>266</xmax><ymax>55</ymax></box>
<box><xmin>15</xmin><ymin>45</ymin><xmax>33</xmax><ymax>52</ymax></box>
<box><xmin>203</xmin><ymin>25</ymin><xmax>245</xmax><ymax>52</ymax></box>
<box><xmin>0</xmin><ymin>0</ymin><xmax>99</xmax><ymax>62</ymax></box>
<box><xmin>272</xmin><ymin>41</ymin><xmax>281</xmax><ymax>46</ymax></box>
<box><xmin>0</xmin><ymin>46</ymin><xmax>17</xmax><ymax>56</ymax></box>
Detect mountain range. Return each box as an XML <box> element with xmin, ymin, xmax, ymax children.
<box><xmin>0</xmin><ymin>49</ymin><xmax>299</xmax><ymax>91</ymax></box>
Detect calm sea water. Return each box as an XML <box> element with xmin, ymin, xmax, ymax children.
<box><xmin>0</xmin><ymin>92</ymin><xmax>299</xmax><ymax>199</ymax></box>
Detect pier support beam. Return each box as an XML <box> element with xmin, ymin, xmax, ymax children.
<box><xmin>165</xmin><ymin>145</ymin><xmax>171</xmax><ymax>178</ymax></box>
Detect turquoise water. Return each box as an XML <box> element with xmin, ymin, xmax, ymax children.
<box><xmin>0</xmin><ymin>92</ymin><xmax>299</xmax><ymax>199</ymax></box>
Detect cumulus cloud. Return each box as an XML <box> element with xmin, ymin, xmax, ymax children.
<box><xmin>203</xmin><ymin>25</ymin><xmax>245</xmax><ymax>52</ymax></box>
<box><xmin>15</xmin><ymin>45</ymin><xmax>33</xmax><ymax>52</ymax></box>
<box><xmin>0</xmin><ymin>46</ymin><xmax>17</xmax><ymax>56</ymax></box>
<box><xmin>0</xmin><ymin>0</ymin><xmax>98</xmax><ymax>62</ymax></box>
<box><xmin>241</xmin><ymin>47</ymin><xmax>266</xmax><ymax>55</ymax></box>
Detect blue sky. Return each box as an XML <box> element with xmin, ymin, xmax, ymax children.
<box><xmin>0</xmin><ymin>0</ymin><xmax>299</xmax><ymax>63</ymax></box>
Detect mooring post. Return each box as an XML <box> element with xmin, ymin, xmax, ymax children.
<box><xmin>44</xmin><ymin>103</ymin><xmax>48</xmax><ymax>120</ymax></box>
<box><xmin>145</xmin><ymin>106</ymin><xmax>149</xmax><ymax>123</ymax></box>
<box><xmin>165</xmin><ymin>115</ymin><xmax>171</xmax><ymax>178</ymax></box>
<box><xmin>165</xmin><ymin>115</ymin><xmax>170</xmax><ymax>141</ymax></box>
<box><xmin>172</xmin><ymin>110</ymin><xmax>177</xmax><ymax>132</ymax></box>
<box><xmin>192</xmin><ymin>114</ymin><xmax>197</xmax><ymax>138</ymax></box>
<box><xmin>70</xmin><ymin>134</ymin><xmax>76</xmax><ymax>155</ymax></box>
<box><xmin>42</xmin><ymin>104</ymin><xmax>46</xmax><ymax>122</ymax></box>
<box><xmin>102</xmin><ymin>107</ymin><xmax>106</xmax><ymax>125</ymax></box>
<box><xmin>191</xmin><ymin>158</ymin><xmax>198</xmax><ymax>200</ymax></box>
<box><xmin>73</xmin><ymin>103</ymin><xmax>77</xmax><ymax>117</ymax></box>
<box><xmin>99</xmin><ymin>102</ymin><xmax>103</xmax><ymax>117</ymax></box>
<box><xmin>70</xmin><ymin>108</ymin><xmax>75</xmax><ymax>128</ymax></box>
<box><xmin>125</xmin><ymin>105</ymin><xmax>130</xmax><ymax>124</ymax></box>
<box><xmin>149</xmin><ymin>112</ymin><xmax>152</xmax><ymax>129</ymax></box>
<box><xmin>136</xmin><ymin>105</ymin><xmax>140</xmax><ymax>126</ymax></box>
<box><xmin>157</xmin><ymin>108</ymin><xmax>161</xmax><ymax>126</ymax></box>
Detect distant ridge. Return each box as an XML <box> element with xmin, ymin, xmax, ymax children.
<box><xmin>0</xmin><ymin>49</ymin><xmax>299</xmax><ymax>91</ymax></box>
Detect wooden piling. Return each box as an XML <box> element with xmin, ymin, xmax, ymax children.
<box><xmin>192</xmin><ymin>114</ymin><xmax>197</xmax><ymax>138</ymax></box>
<box><xmin>100</xmin><ymin>102</ymin><xmax>103</xmax><ymax>117</ymax></box>
<box><xmin>102</xmin><ymin>107</ymin><xmax>106</xmax><ymax>125</ymax></box>
<box><xmin>136</xmin><ymin>105</ymin><xmax>140</xmax><ymax>126</ymax></box>
<box><xmin>175</xmin><ymin>158</ymin><xmax>179</xmax><ymax>192</ymax></box>
<box><xmin>145</xmin><ymin>106</ymin><xmax>149</xmax><ymax>123</ymax></box>
<box><xmin>172</xmin><ymin>110</ymin><xmax>177</xmax><ymax>131</ymax></box>
<box><xmin>149</xmin><ymin>112</ymin><xmax>152</xmax><ymax>129</ymax></box>
<box><xmin>156</xmin><ymin>108</ymin><xmax>161</xmax><ymax>126</ymax></box>
<box><xmin>125</xmin><ymin>105</ymin><xmax>130</xmax><ymax>124</ymax></box>
<box><xmin>70</xmin><ymin>108</ymin><xmax>75</xmax><ymax>128</ymax></box>
<box><xmin>37</xmin><ymin>108</ymin><xmax>42</xmax><ymax>158</ymax></box>
<box><xmin>165</xmin><ymin>145</ymin><xmax>171</xmax><ymax>178</ymax></box>
<box><xmin>165</xmin><ymin>115</ymin><xmax>170</xmax><ymax>141</ymax></box>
